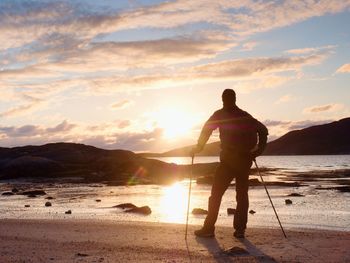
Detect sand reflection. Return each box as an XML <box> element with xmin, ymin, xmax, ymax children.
<box><xmin>159</xmin><ymin>182</ymin><xmax>189</xmax><ymax>223</ymax></box>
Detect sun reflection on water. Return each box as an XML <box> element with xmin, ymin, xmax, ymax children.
<box><xmin>159</xmin><ymin>181</ymin><xmax>189</xmax><ymax>223</ymax></box>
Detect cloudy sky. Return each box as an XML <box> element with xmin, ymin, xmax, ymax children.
<box><xmin>0</xmin><ymin>0</ymin><xmax>349</xmax><ymax>152</ymax></box>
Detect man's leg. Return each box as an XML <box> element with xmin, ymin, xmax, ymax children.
<box><xmin>233</xmin><ymin>160</ymin><xmax>251</xmax><ymax>235</ymax></box>
<box><xmin>203</xmin><ymin>164</ymin><xmax>233</xmax><ymax>231</ymax></box>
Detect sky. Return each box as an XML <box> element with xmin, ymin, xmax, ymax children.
<box><xmin>0</xmin><ymin>0</ymin><xmax>350</xmax><ymax>152</ymax></box>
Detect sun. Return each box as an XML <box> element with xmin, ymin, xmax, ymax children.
<box><xmin>154</xmin><ymin>108</ymin><xmax>195</xmax><ymax>139</ymax></box>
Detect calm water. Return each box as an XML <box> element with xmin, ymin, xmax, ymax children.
<box><xmin>153</xmin><ymin>155</ymin><xmax>350</xmax><ymax>172</ymax></box>
<box><xmin>1</xmin><ymin>155</ymin><xmax>349</xmax><ymax>231</ymax></box>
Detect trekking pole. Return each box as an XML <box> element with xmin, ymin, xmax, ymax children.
<box><xmin>185</xmin><ymin>155</ymin><xmax>194</xmax><ymax>240</ymax></box>
<box><xmin>254</xmin><ymin>159</ymin><xmax>287</xmax><ymax>238</ymax></box>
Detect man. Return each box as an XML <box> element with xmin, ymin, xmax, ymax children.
<box><xmin>191</xmin><ymin>89</ymin><xmax>268</xmax><ymax>238</ymax></box>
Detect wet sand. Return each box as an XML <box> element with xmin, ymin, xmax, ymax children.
<box><xmin>0</xmin><ymin>219</ymin><xmax>349</xmax><ymax>262</ymax></box>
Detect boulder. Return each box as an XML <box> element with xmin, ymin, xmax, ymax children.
<box><xmin>192</xmin><ymin>208</ymin><xmax>208</xmax><ymax>215</ymax></box>
<box><xmin>46</xmin><ymin>196</ymin><xmax>54</xmax><ymax>200</ymax></box>
<box><xmin>285</xmin><ymin>199</ymin><xmax>293</xmax><ymax>205</ymax></box>
<box><xmin>65</xmin><ymin>210</ymin><xmax>72</xmax><ymax>214</ymax></box>
<box><xmin>249</xmin><ymin>209</ymin><xmax>256</xmax><ymax>214</ymax></box>
<box><xmin>2</xmin><ymin>192</ymin><xmax>14</xmax><ymax>196</ymax></box>
<box><xmin>45</xmin><ymin>201</ymin><xmax>52</xmax><ymax>207</ymax></box>
<box><xmin>125</xmin><ymin>206</ymin><xmax>152</xmax><ymax>215</ymax></box>
<box><xmin>113</xmin><ymin>203</ymin><xmax>137</xmax><ymax>209</ymax></box>
<box><xmin>24</xmin><ymin>205</ymin><xmax>30</xmax><ymax>207</ymax></box>
<box><xmin>227</xmin><ymin>208</ymin><xmax>236</xmax><ymax>215</ymax></box>
<box><xmin>21</xmin><ymin>190</ymin><xmax>46</xmax><ymax>196</ymax></box>
<box><xmin>288</xmin><ymin>193</ymin><xmax>304</xmax><ymax>197</ymax></box>
<box><xmin>95</xmin><ymin>199</ymin><xmax>101</xmax><ymax>202</ymax></box>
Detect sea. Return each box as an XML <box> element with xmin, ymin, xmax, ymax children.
<box><xmin>1</xmin><ymin>155</ymin><xmax>349</xmax><ymax>231</ymax></box>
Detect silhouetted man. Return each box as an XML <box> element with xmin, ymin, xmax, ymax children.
<box><xmin>191</xmin><ymin>89</ymin><xmax>268</xmax><ymax>238</ymax></box>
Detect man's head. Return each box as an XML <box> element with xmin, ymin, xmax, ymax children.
<box><xmin>222</xmin><ymin>89</ymin><xmax>236</xmax><ymax>107</ymax></box>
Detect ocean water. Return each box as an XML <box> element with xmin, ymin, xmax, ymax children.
<box><xmin>153</xmin><ymin>155</ymin><xmax>350</xmax><ymax>172</ymax></box>
<box><xmin>1</xmin><ymin>155</ymin><xmax>349</xmax><ymax>231</ymax></box>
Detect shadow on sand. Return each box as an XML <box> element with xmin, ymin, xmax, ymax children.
<box><xmin>195</xmin><ymin>236</ymin><xmax>277</xmax><ymax>263</ymax></box>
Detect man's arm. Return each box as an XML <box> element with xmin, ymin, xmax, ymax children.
<box><xmin>251</xmin><ymin>120</ymin><xmax>268</xmax><ymax>158</ymax></box>
<box><xmin>191</xmin><ymin>112</ymin><xmax>219</xmax><ymax>155</ymax></box>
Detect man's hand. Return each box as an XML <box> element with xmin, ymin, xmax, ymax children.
<box><xmin>190</xmin><ymin>145</ymin><xmax>202</xmax><ymax>157</ymax></box>
<box><xmin>250</xmin><ymin>149</ymin><xmax>262</xmax><ymax>160</ymax></box>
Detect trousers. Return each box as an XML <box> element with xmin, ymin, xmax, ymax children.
<box><xmin>203</xmin><ymin>150</ymin><xmax>252</xmax><ymax>231</ymax></box>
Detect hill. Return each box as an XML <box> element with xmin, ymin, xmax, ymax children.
<box><xmin>0</xmin><ymin>143</ymin><xmax>184</xmax><ymax>184</ymax></box>
<box><xmin>140</xmin><ymin>117</ymin><xmax>350</xmax><ymax>156</ymax></box>
<box><xmin>264</xmin><ymin>117</ymin><xmax>350</xmax><ymax>155</ymax></box>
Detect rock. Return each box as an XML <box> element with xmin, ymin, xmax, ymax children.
<box><xmin>249</xmin><ymin>209</ymin><xmax>256</xmax><ymax>214</ymax></box>
<box><xmin>21</xmin><ymin>190</ymin><xmax>46</xmax><ymax>196</ymax></box>
<box><xmin>192</xmin><ymin>208</ymin><xmax>208</xmax><ymax>215</ymax></box>
<box><xmin>125</xmin><ymin>206</ymin><xmax>152</xmax><ymax>215</ymax></box>
<box><xmin>337</xmin><ymin>186</ymin><xmax>350</xmax><ymax>192</ymax></box>
<box><xmin>95</xmin><ymin>199</ymin><xmax>101</xmax><ymax>202</ymax></box>
<box><xmin>288</xmin><ymin>193</ymin><xmax>304</xmax><ymax>197</ymax></box>
<box><xmin>65</xmin><ymin>210</ymin><xmax>72</xmax><ymax>214</ymax></box>
<box><xmin>113</xmin><ymin>203</ymin><xmax>137</xmax><ymax>209</ymax></box>
<box><xmin>76</xmin><ymin>253</ymin><xmax>88</xmax><ymax>257</ymax></box>
<box><xmin>45</xmin><ymin>201</ymin><xmax>52</xmax><ymax>207</ymax></box>
<box><xmin>223</xmin><ymin>246</ymin><xmax>249</xmax><ymax>256</ymax></box>
<box><xmin>25</xmin><ymin>205</ymin><xmax>30</xmax><ymax>207</ymax></box>
<box><xmin>227</xmin><ymin>208</ymin><xmax>236</xmax><ymax>215</ymax></box>
<box><xmin>249</xmin><ymin>178</ymin><xmax>261</xmax><ymax>186</ymax></box>
<box><xmin>285</xmin><ymin>199</ymin><xmax>293</xmax><ymax>205</ymax></box>
<box><xmin>2</xmin><ymin>192</ymin><xmax>14</xmax><ymax>196</ymax></box>
<box><xmin>11</xmin><ymin>188</ymin><xmax>19</xmax><ymax>193</ymax></box>
<box><xmin>46</xmin><ymin>196</ymin><xmax>54</xmax><ymax>200</ymax></box>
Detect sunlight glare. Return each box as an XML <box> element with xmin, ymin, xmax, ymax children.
<box><xmin>159</xmin><ymin>182</ymin><xmax>188</xmax><ymax>223</ymax></box>
<box><xmin>154</xmin><ymin>108</ymin><xmax>196</xmax><ymax>139</ymax></box>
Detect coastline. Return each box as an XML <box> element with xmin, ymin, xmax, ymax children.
<box><xmin>0</xmin><ymin>219</ymin><xmax>349</xmax><ymax>262</ymax></box>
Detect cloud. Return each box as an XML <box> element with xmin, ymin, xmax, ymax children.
<box><xmin>241</xmin><ymin>41</ymin><xmax>258</xmax><ymax>51</ymax></box>
<box><xmin>275</xmin><ymin>94</ymin><xmax>296</xmax><ymax>104</ymax></box>
<box><xmin>285</xmin><ymin>45</ymin><xmax>336</xmax><ymax>55</ymax></box>
<box><xmin>74</xmin><ymin>51</ymin><xmax>330</xmax><ymax>94</ymax></box>
<box><xmin>263</xmin><ymin>119</ymin><xmax>334</xmax><ymax>140</ymax></box>
<box><xmin>111</xmin><ymin>100</ymin><xmax>133</xmax><ymax>110</ymax></box>
<box><xmin>0</xmin><ymin>120</ymin><xmax>76</xmax><ymax>137</ymax></box>
<box><xmin>0</xmin><ymin>95</ymin><xmax>44</xmax><ymax>118</ymax></box>
<box><xmin>336</xmin><ymin>63</ymin><xmax>350</xmax><ymax>73</ymax></box>
<box><xmin>0</xmin><ymin>125</ymin><xmax>41</xmax><ymax>138</ymax></box>
<box><xmin>46</xmin><ymin>120</ymin><xmax>76</xmax><ymax>133</ymax></box>
<box><xmin>0</xmin><ymin>0</ymin><xmax>341</xmax><ymax>99</ymax></box>
<box><xmin>303</xmin><ymin>103</ymin><xmax>344</xmax><ymax>114</ymax></box>
<box><xmin>188</xmin><ymin>52</ymin><xmax>328</xmax><ymax>79</ymax></box>
<box><xmin>117</xmin><ymin>120</ymin><xmax>131</xmax><ymax>129</ymax></box>
<box><xmin>1</xmin><ymin>0</ymin><xmax>347</xmax><ymax>59</ymax></box>
<box><xmin>78</xmin><ymin>127</ymin><xmax>164</xmax><ymax>151</ymax></box>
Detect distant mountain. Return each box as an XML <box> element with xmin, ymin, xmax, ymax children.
<box><xmin>140</xmin><ymin>117</ymin><xmax>350</xmax><ymax>156</ymax></box>
<box><xmin>264</xmin><ymin>117</ymin><xmax>350</xmax><ymax>155</ymax></box>
<box><xmin>0</xmin><ymin>143</ymin><xmax>185</xmax><ymax>184</ymax></box>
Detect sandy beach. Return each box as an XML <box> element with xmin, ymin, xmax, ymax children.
<box><xmin>0</xmin><ymin>219</ymin><xmax>349</xmax><ymax>263</ymax></box>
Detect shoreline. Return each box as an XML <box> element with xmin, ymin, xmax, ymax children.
<box><xmin>1</xmin><ymin>219</ymin><xmax>349</xmax><ymax>262</ymax></box>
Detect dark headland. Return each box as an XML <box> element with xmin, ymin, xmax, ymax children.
<box><xmin>140</xmin><ymin>117</ymin><xmax>350</xmax><ymax>157</ymax></box>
